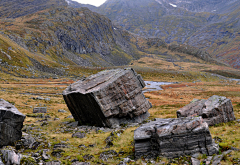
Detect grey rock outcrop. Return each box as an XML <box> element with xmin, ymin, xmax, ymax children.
<box><xmin>177</xmin><ymin>95</ymin><xmax>236</xmax><ymax>126</ymax></box>
<box><xmin>0</xmin><ymin>150</ymin><xmax>22</xmax><ymax>165</ymax></box>
<box><xmin>134</xmin><ymin>117</ymin><xmax>219</xmax><ymax>158</ymax></box>
<box><xmin>72</xmin><ymin>132</ymin><xmax>86</xmax><ymax>138</ymax></box>
<box><xmin>63</xmin><ymin>68</ymin><xmax>151</xmax><ymax>128</ymax></box>
<box><xmin>0</xmin><ymin>99</ymin><xmax>26</xmax><ymax>147</ymax></box>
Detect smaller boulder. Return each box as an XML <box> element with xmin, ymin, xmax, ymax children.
<box><xmin>1</xmin><ymin>150</ymin><xmax>22</xmax><ymax>165</ymax></box>
<box><xmin>58</xmin><ymin>109</ymin><xmax>67</xmax><ymax>113</ymax></box>
<box><xmin>72</xmin><ymin>132</ymin><xmax>86</xmax><ymax>138</ymax></box>
<box><xmin>99</xmin><ymin>150</ymin><xmax>118</xmax><ymax>161</ymax></box>
<box><xmin>134</xmin><ymin>117</ymin><xmax>219</xmax><ymax>158</ymax></box>
<box><xmin>33</xmin><ymin>107</ymin><xmax>47</xmax><ymax>113</ymax></box>
<box><xmin>51</xmin><ymin>149</ymin><xmax>65</xmax><ymax>158</ymax></box>
<box><xmin>44</xmin><ymin>161</ymin><xmax>61</xmax><ymax>165</ymax></box>
<box><xmin>177</xmin><ymin>95</ymin><xmax>236</xmax><ymax>126</ymax></box>
<box><xmin>71</xmin><ymin>162</ymin><xmax>90</xmax><ymax>165</ymax></box>
<box><xmin>0</xmin><ymin>99</ymin><xmax>26</xmax><ymax>147</ymax></box>
<box><xmin>0</xmin><ymin>157</ymin><xmax>3</xmax><ymax>165</ymax></box>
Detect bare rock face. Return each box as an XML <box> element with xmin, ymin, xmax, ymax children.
<box><xmin>177</xmin><ymin>95</ymin><xmax>236</xmax><ymax>126</ymax></box>
<box><xmin>134</xmin><ymin>117</ymin><xmax>219</xmax><ymax>158</ymax></box>
<box><xmin>63</xmin><ymin>68</ymin><xmax>152</xmax><ymax>128</ymax></box>
<box><xmin>0</xmin><ymin>99</ymin><xmax>26</xmax><ymax>147</ymax></box>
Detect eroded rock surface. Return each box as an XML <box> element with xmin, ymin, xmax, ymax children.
<box><xmin>0</xmin><ymin>149</ymin><xmax>22</xmax><ymax>165</ymax></box>
<box><xmin>177</xmin><ymin>95</ymin><xmax>235</xmax><ymax>126</ymax></box>
<box><xmin>134</xmin><ymin>117</ymin><xmax>219</xmax><ymax>158</ymax></box>
<box><xmin>0</xmin><ymin>99</ymin><xmax>26</xmax><ymax>147</ymax></box>
<box><xmin>63</xmin><ymin>68</ymin><xmax>151</xmax><ymax>128</ymax></box>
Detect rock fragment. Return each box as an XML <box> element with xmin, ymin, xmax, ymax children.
<box><xmin>72</xmin><ymin>132</ymin><xmax>86</xmax><ymax>138</ymax></box>
<box><xmin>33</xmin><ymin>107</ymin><xmax>47</xmax><ymax>113</ymax></box>
<box><xmin>177</xmin><ymin>95</ymin><xmax>235</xmax><ymax>126</ymax></box>
<box><xmin>0</xmin><ymin>150</ymin><xmax>22</xmax><ymax>165</ymax></box>
<box><xmin>0</xmin><ymin>99</ymin><xmax>26</xmax><ymax>147</ymax></box>
<box><xmin>63</xmin><ymin>68</ymin><xmax>152</xmax><ymax>128</ymax></box>
<box><xmin>134</xmin><ymin>117</ymin><xmax>219</xmax><ymax>158</ymax></box>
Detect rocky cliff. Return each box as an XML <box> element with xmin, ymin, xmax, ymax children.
<box><xmin>80</xmin><ymin>0</ymin><xmax>240</xmax><ymax>69</ymax></box>
<box><xmin>0</xmin><ymin>5</ymin><xmax>140</xmax><ymax>69</ymax></box>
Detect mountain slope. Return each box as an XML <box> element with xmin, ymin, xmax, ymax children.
<box><xmin>0</xmin><ymin>0</ymin><xmax>67</xmax><ymax>18</ymax></box>
<box><xmin>0</xmin><ymin>0</ymin><xmax>232</xmax><ymax>79</ymax></box>
<box><xmin>0</xmin><ymin>7</ymin><xmax>140</xmax><ymax>68</ymax></box>
<box><xmin>77</xmin><ymin>0</ymin><xmax>240</xmax><ymax>69</ymax></box>
<box><xmin>155</xmin><ymin>0</ymin><xmax>239</xmax><ymax>14</ymax></box>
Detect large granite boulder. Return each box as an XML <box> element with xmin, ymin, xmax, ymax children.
<box><xmin>134</xmin><ymin>117</ymin><xmax>219</xmax><ymax>158</ymax></box>
<box><xmin>177</xmin><ymin>95</ymin><xmax>236</xmax><ymax>126</ymax></box>
<box><xmin>0</xmin><ymin>99</ymin><xmax>26</xmax><ymax>147</ymax></box>
<box><xmin>63</xmin><ymin>68</ymin><xmax>152</xmax><ymax>128</ymax></box>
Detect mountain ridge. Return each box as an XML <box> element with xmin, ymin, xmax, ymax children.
<box><xmin>0</xmin><ymin>0</ymin><xmax>236</xmax><ymax>79</ymax></box>
<box><xmin>70</xmin><ymin>0</ymin><xmax>240</xmax><ymax>69</ymax></box>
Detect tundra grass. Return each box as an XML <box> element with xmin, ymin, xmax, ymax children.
<box><xmin>0</xmin><ymin>72</ymin><xmax>239</xmax><ymax>164</ymax></box>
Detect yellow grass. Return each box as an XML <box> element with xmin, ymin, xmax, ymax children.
<box><xmin>0</xmin><ymin>70</ymin><xmax>239</xmax><ymax>164</ymax></box>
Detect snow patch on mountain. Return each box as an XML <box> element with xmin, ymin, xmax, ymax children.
<box><xmin>65</xmin><ymin>0</ymin><xmax>71</xmax><ymax>4</ymax></box>
<box><xmin>169</xmin><ymin>3</ymin><xmax>177</xmax><ymax>7</ymax></box>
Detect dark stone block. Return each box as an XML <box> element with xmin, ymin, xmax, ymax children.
<box><xmin>0</xmin><ymin>99</ymin><xmax>26</xmax><ymax>147</ymax></box>
<box><xmin>134</xmin><ymin>117</ymin><xmax>219</xmax><ymax>158</ymax></box>
<box><xmin>177</xmin><ymin>95</ymin><xmax>236</xmax><ymax>126</ymax></box>
<box><xmin>63</xmin><ymin>68</ymin><xmax>151</xmax><ymax>128</ymax></box>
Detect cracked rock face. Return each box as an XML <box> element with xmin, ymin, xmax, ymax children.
<box><xmin>177</xmin><ymin>95</ymin><xmax>236</xmax><ymax>126</ymax></box>
<box><xmin>63</xmin><ymin>68</ymin><xmax>152</xmax><ymax>128</ymax></box>
<box><xmin>0</xmin><ymin>99</ymin><xmax>26</xmax><ymax>147</ymax></box>
<box><xmin>134</xmin><ymin>117</ymin><xmax>219</xmax><ymax>158</ymax></box>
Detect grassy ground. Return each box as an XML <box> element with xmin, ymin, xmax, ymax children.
<box><xmin>0</xmin><ymin>57</ymin><xmax>240</xmax><ymax>164</ymax></box>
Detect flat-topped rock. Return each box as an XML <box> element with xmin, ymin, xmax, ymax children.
<box><xmin>63</xmin><ymin>68</ymin><xmax>151</xmax><ymax>128</ymax></box>
<box><xmin>134</xmin><ymin>117</ymin><xmax>219</xmax><ymax>158</ymax></box>
<box><xmin>177</xmin><ymin>95</ymin><xmax>236</xmax><ymax>126</ymax></box>
<box><xmin>0</xmin><ymin>99</ymin><xmax>26</xmax><ymax>147</ymax></box>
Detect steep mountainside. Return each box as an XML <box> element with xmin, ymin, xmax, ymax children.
<box><xmin>155</xmin><ymin>0</ymin><xmax>240</xmax><ymax>14</ymax></box>
<box><xmin>0</xmin><ymin>6</ymin><xmax>141</xmax><ymax>68</ymax></box>
<box><xmin>0</xmin><ymin>0</ymin><xmax>67</xmax><ymax>18</ymax></box>
<box><xmin>76</xmin><ymin>0</ymin><xmax>240</xmax><ymax>69</ymax></box>
<box><xmin>0</xmin><ymin>0</ymin><xmax>231</xmax><ymax>78</ymax></box>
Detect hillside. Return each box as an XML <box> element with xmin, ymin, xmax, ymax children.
<box><xmin>75</xmin><ymin>0</ymin><xmax>240</xmax><ymax>69</ymax></box>
<box><xmin>0</xmin><ymin>6</ymin><xmax>142</xmax><ymax>76</ymax></box>
<box><xmin>0</xmin><ymin>0</ymin><xmax>230</xmax><ymax>78</ymax></box>
<box><xmin>0</xmin><ymin>0</ymin><xmax>67</xmax><ymax>18</ymax></box>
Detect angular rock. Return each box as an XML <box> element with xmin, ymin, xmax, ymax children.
<box><xmin>63</xmin><ymin>68</ymin><xmax>152</xmax><ymax>128</ymax></box>
<box><xmin>51</xmin><ymin>149</ymin><xmax>65</xmax><ymax>158</ymax></box>
<box><xmin>191</xmin><ymin>157</ymin><xmax>200</xmax><ymax>165</ymax></box>
<box><xmin>0</xmin><ymin>150</ymin><xmax>22</xmax><ymax>165</ymax></box>
<box><xmin>177</xmin><ymin>95</ymin><xmax>236</xmax><ymax>126</ymax></box>
<box><xmin>83</xmin><ymin>154</ymin><xmax>94</xmax><ymax>160</ymax></box>
<box><xmin>72</xmin><ymin>132</ymin><xmax>86</xmax><ymax>138</ymax></box>
<box><xmin>16</xmin><ymin>134</ymin><xmax>36</xmax><ymax>150</ymax></box>
<box><xmin>0</xmin><ymin>99</ymin><xmax>26</xmax><ymax>147</ymax></box>
<box><xmin>58</xmin><ymin>109</ymin><xmax>67</xmax><ymax>113</ymax></box>
<box><xmin>71</xmin><ymin>162</ymin><xmax>90</xmax><ymax>165</ymax></box>
<box><xmin>53</xmin><ymin>143</ymin><xmax>68</xmax><ymax>149</ymax></box>
<box><xmin>99</xmin><ymin>150</ymin><xmax>118</xmax><ymax>161</ymax></box>
<box><xmin>134</xmin><ymin>117</ymin><xmax>219</xmax><ymax>158</ymax></box>
<box><xmin>44</xmin><ymin>161</ymin><xmax>61</xmax><ymax>165</ymax></box>
<box><xmin>33</xmin><ymin>107</ymin><xmax>47</xmax><ymax>113</ymax></box>
<box><xmin>0</xmin><ymin>158</ymin><xmax>3</xmax><ymax>165</ymax></box>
